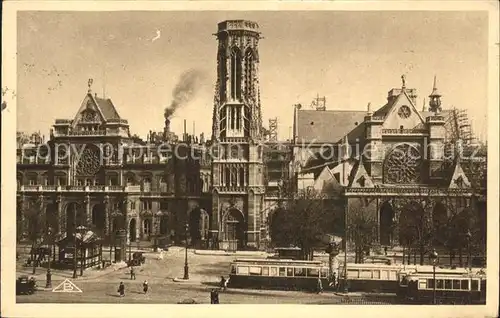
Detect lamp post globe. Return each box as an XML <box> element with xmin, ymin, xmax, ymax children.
<box><xmin>465</xmin><ymin>230</ymin><xmax>472</xmax><ymax>270</ymax></box>
<box><xmin>429</xmin><ymin>249</ymin><xmax>438</xmax><ymax>305</ymax></box>
<box><xmin>183</xmin><ymin>223</ymin><xmax>189</xmax><ymax>280</ymax></box>
<box><xmin>45</xmin><ymin>227</ymin><xmax>52</xmax><ymax>289</ymax></box>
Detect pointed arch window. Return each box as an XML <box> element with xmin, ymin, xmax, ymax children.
<box><xmin>225</xmin><ymin>167</ymin><xmax>231</xmax><ymax>186</ymax></box>
<box><xmin>230</xmin><ymin>48</ymin><xmax>242</xmax><ymax>100</ymax></box>
<box><xmin>245</xmin><ymin>48</ymin><xmax>254</xmax><ymax>96</ymax></box>
<box><xmin>239</xmin><ymin>167</ymin><xmax>245</xmax><ymax>187</ymax></box>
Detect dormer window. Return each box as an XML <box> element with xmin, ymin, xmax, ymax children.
<box><xmin>455</xmin><ymin>176</ymin><xmax>464</xmax><ymax>188</ymax></box>
<box><xmin>358</xmin><ymin>176</ymin><xmax>366</xmax><ymax>187</ymax></box>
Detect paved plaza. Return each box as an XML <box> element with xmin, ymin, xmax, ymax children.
<box><xmin>16</xmin><ymin>246</ymin><xmax>396</xmax><ymax>304</ymax></box>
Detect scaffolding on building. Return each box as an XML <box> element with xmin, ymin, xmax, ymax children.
<box><xmin>444</xmin><ymin>108</ymin><xmax>478</xmax><ymax>159</ymax></box>
<box><xmin>268</xmin><ymin>117</ymin><xmax>278</xmax><ymax>142</ymax></box>
<box><xmin>311</xmin><ymin>94</ymin><xmax>326</xmax><ymax>111</ymax></box>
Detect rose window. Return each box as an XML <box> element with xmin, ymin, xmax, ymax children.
<box><xmin>81</xmin><ymin>110</ymin><xmax>99</xmax><ymax>122</ymax></box>
<box><xmin>76</xmin><ymin>145</ymin><xmax>101</xmax><ymax>176</ymax></box>
<box><xmin>384</xmin><ymin>144</ymin><xmax>422</xmax><ymax>184</ymax></box>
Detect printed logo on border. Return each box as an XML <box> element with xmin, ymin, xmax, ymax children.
<box><xmin>52</xmin><ymin>278</ymin><xmax>83</xmax><ymax>293</ymax></box>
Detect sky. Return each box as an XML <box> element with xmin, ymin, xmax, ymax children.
<box><xmin>17</xmin><ymin>11</ymin><xmax>489</xmax><ymax>141</ymax></box>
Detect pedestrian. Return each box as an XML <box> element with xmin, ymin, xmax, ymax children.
<box><xmin>130</xmin><ymin>267</ymin><xmax>136</xmax><ymax>280</ymax></box>
<box><xmin>384</xmin><ymin>246</ymin><xmax>388</xmax><ymax>256</ymax></box>
<box><xmin>118</xmin><ymin>282</ymin><xmax>125</xmax><ymax>297</ymax></box>
<box><xmin>220</xmin><ymin>276</ymin><xmax>226</xmax><ymax>291</ymax></box>
<box><xmin>331</xmin><ymin>272</ymin><xmax>337</xmax><ymax>289</ymax></box>
<box><xmin>143</xmin><ymin>280</ymin><xmax>149</xmax><ymax>294</ymax></box>
<box><xmin>210</xmin><ymin>289</ymin><xmax>216</xmax><ymax>304</ymax></box>
<box><xmin>210</xmin><ymin>288</ymin><xmax>219</xmax><ymax>304</ymax></box>
<box><xmin>317</xmin><ymin>277</ymin><xmax>323</xmax><ymax>294</ymax></box>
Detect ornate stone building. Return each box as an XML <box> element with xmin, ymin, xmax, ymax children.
<box><xmin>209</xmin><ymin>20</ymin><xmax>267</xmax><ymax>250</ymax></box>
<box><xmin>291</xmin><ymin>76</ymin><xmax>487</xmax><ymax>254</ymax></box>
<box><xmin>17</xmin><ymin>19</ymin><xmax>485</xmax><ymax>255</ymax></box>
<box><xmin>16</xmin><ymin>81</ymin><xmax>212</xmax><ymax>257</ymax></box>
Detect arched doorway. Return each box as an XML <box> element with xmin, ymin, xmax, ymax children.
<box><xmin>159</xmin><ymin>215</ymin><xmax>169</xmax><ymax>236</ymax></box>
<box><xmin>91</xmin><ymin>204</ymin><xmax>106</xmax><ymax>235</ymax></box>
<box><xmin>379</xmin><ymin>201</ymin><xmax>394</xmax><ymax>246</ymax></box>
<box><xmin>225</xmin><ymin>208</ymin><xmax>245</xmax><ymax>250</ymax></box>
<box><xmin>129</xmin><ymin>218</ymin><xmax>137</xmax><ymax>242</ymax></box>
<box><xmin>143</xmin><ymin>219</ymin><xmax>152</xmax><ymax>237</ymax></box>
<box><xmin>189</xmin><ymin>208</ymin><xmax>210</xmax><ymax>248</ymax></box>
<box><xmin>45</xmin><ymin>203</ymin><xmax>58</xmax><ymax>234</ymax></box>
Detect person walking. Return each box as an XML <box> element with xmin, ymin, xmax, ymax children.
<box><xmin>143</xmin><ymin>280</ymin><xmax>149</xmax><ymax>294</ymax></box>
<box><xmin>220</xmin><ymin>276</ymin><xmax>226</xmax><ymax>291</ymax></box>
<box><xmin>210</xmin><ymin>288</ymin><xmax>220</xmax><ymax>304</ymax></box>
<box><xmin>317</xmin><ymin>277</ymin><xmax>323</xmax><ymax>294</ymax></box>
<box><xmin>130</xmin><ymin>267</ymin><xmax>136</xmax><ymax>280</ymax></box>
<box><xmin>118</xmin><ymin>282</ymin><xmax>125</xmax><ymax>297</ymax></box>
<box><xmin>330</xmin><ymin>272</ymin><xmax>337</xmax><ymax>290</ymax></box>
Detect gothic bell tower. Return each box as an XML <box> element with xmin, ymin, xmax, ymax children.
<box><xmin>210</xmin><ymin>20</ymin><xmax>265</xmax><ymax>250</ymax></box>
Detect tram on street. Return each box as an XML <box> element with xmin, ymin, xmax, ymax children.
<box><xmin>396</xmin><ymin>267</ymin><xmax>486</xmax><ymax>304</ymax></box>
<box><xmin>339</xmin><ymin>263</ymin><xmax>418</xmax><ymax>293</ymax></box>
<box><xmin>228</xmin><ymin>258</ymin><xmax>330</xmax><ymax>291</ymax></box>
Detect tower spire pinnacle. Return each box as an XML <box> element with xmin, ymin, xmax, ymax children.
<box><xmin>428</xmin><ymin>75</ymin><xmax>442</xmax><ymax>113</ymax></box>
<box><xmin>87</xmin><ymin>78</ymin><xmax>93</xmax><ymax>93</ymax></box>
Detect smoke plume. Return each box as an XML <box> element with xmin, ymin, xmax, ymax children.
<box><xmin>164</xmin><ymin>69</ymin><xmax>206</xmax><ymax>119</ymax></box>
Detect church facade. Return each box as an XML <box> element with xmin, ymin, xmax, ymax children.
<box><xmin>17</xmin><ymin>19</ymin><xmax>486</xmax><ymax>254</ymax></box>
<box><xmin>292</xmin><ymin>77</ymin><xmax>487</xmax><ymax>255</ymax></box>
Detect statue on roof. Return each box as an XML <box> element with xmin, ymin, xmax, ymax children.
<box><xmin>401</xmin><ymin>74</ymin><xmax>406</xmax><ymax>89</ymax></box>
<box><xmin>88</xmin><ymin>78</ymin><xmax>93</xmax><ymax>93</ymax></box>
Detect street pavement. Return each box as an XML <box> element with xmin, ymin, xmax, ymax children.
<box><xmin>16</xmin><ymin>247</ymin><xmax>398</xmax><ymax>304</ymax></box>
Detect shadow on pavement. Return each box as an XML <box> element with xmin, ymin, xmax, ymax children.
<box><xmin>193</xmin><ymin>262</ymin><xmax>229</xmax><ymax>276</ymax></box>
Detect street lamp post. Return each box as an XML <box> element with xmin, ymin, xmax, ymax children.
<box><xmin>343</xmin><ymin>206</ymin><xmax>348</xmax><ymax>293</ymax></box>
<box><xmin>72</xmin><ymin>205</ymin><xmax>78</xmax><ymax>279</ymax></box>
<box><xmin>183</xmin><ymin>223</ymin><xmax>189</xmax><ymax>280</ymax></box>
<box><xmin>466</xmin><ymin>230</ymin><xmax>472</xmax><ymax>271</ymax></box>
<box><xmin>45</xmin><ymin>227</ymin><xmax>53</xmax><ymax>289</ymax></box>
<box><xmin>430</xmin><ymin>249</ymin><xmax>438</xmax><ymax>305</ymax></box>
<box><xmin>76</xmin><ymin>225</ymin><xmax>87</xmax><ymax>277</ymax></box>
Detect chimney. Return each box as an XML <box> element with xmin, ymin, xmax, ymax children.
<box><xmin>183</xmin><ymin>119</ymin><xmax>187</xmax><ymax>142</ymax></box>
<box><xmin>164</xmin><ymin>118</ymin><xmax>171</xmax><ymax>140</ymax></box>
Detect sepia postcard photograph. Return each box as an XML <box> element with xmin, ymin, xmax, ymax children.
<box><xmin>1</xmin><ymin>1</ymin><xmax>499</xmax><ymax>318</ymax></box>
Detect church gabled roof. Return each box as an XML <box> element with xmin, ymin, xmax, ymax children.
<box><xmin>348</xmin><ymin>156</ymin><xmax>375</xmax><ymax>188</ymax></box>
<box><xmin>94</xmin><ymin>96</ymin><xmax>121</xmax><ymax>120</ymax></box>
<box><xmin>71</xmin><ymin>92</ymin><xmax>122</xmax><ymax>128</ymax></box>
<box><xmin>447</xmin><ymin>159</ymin><xmax>472</xmax><ymax>189</ymax></box>
<box><xmin>295</xmin><ymin>109</ymin><xmax>366</xmax><ymax>143</ymax></box>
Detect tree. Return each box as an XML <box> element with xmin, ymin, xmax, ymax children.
<box><xmin>270</xmin><ymin>187</ymin><xmax>333</xmax><ymax>260</ymax></box>
<box><xmin>399</xmin><ymin>197</ymin><xmax>434</xmax><ymax>266</ymax></box>
<box><xmin>347</xmin><ymin>203</ymin><xmax>377</xmax><ymax>264</ymax></box>
<box><xmin>23</xmin><ymin>196</ymin><xmax>47</xmax><ymax>274</ymax></box>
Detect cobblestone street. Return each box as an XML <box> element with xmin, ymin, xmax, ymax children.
<box><xmin>16</xmin><ymin>247</ymin><xmax>397</xmax><ymax>304</ymax></box>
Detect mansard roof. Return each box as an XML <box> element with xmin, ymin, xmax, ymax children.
<box><xmin>94</xmin><ymin>96</ymin><xmax>121</xmax><ymax>120</ymax></box>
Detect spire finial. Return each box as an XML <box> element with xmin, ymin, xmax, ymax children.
<box><xmin>88</xmin><ymin>78</ymin><xmax>94</xmax><ymax>93</ymax></box>
<box><xmin>428</xmin><ymin>75</ymin><xmax>442</xmax><ymax>113</ymax></box>
<box><xmin>367</xmin><ymin>102</ymin><xmax>372</xmax><ymax>114</ymax></box>
<box><xmin>401</xmin><ymin>74</ymin><xmax>406</xmax><ymax>89</ymax></box>
<box><xmin>422</xmin><ymin>98</ymin><xmax>426</xmax><ymax>112</ymax></box>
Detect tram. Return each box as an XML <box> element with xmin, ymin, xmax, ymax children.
<box><xmin>397</xmin><ymin>267</ymin><xmax>486</xmax><ymax>304</ymax></box>
<box><xmin>228</xmin><ymin>258</ymin><xmax>330</xmax><ymax>291</ymax></box>
<box><xmin>339</xmin><ymin>263</ymin><xmax>418</xmax><ymax>293</ymax></box>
